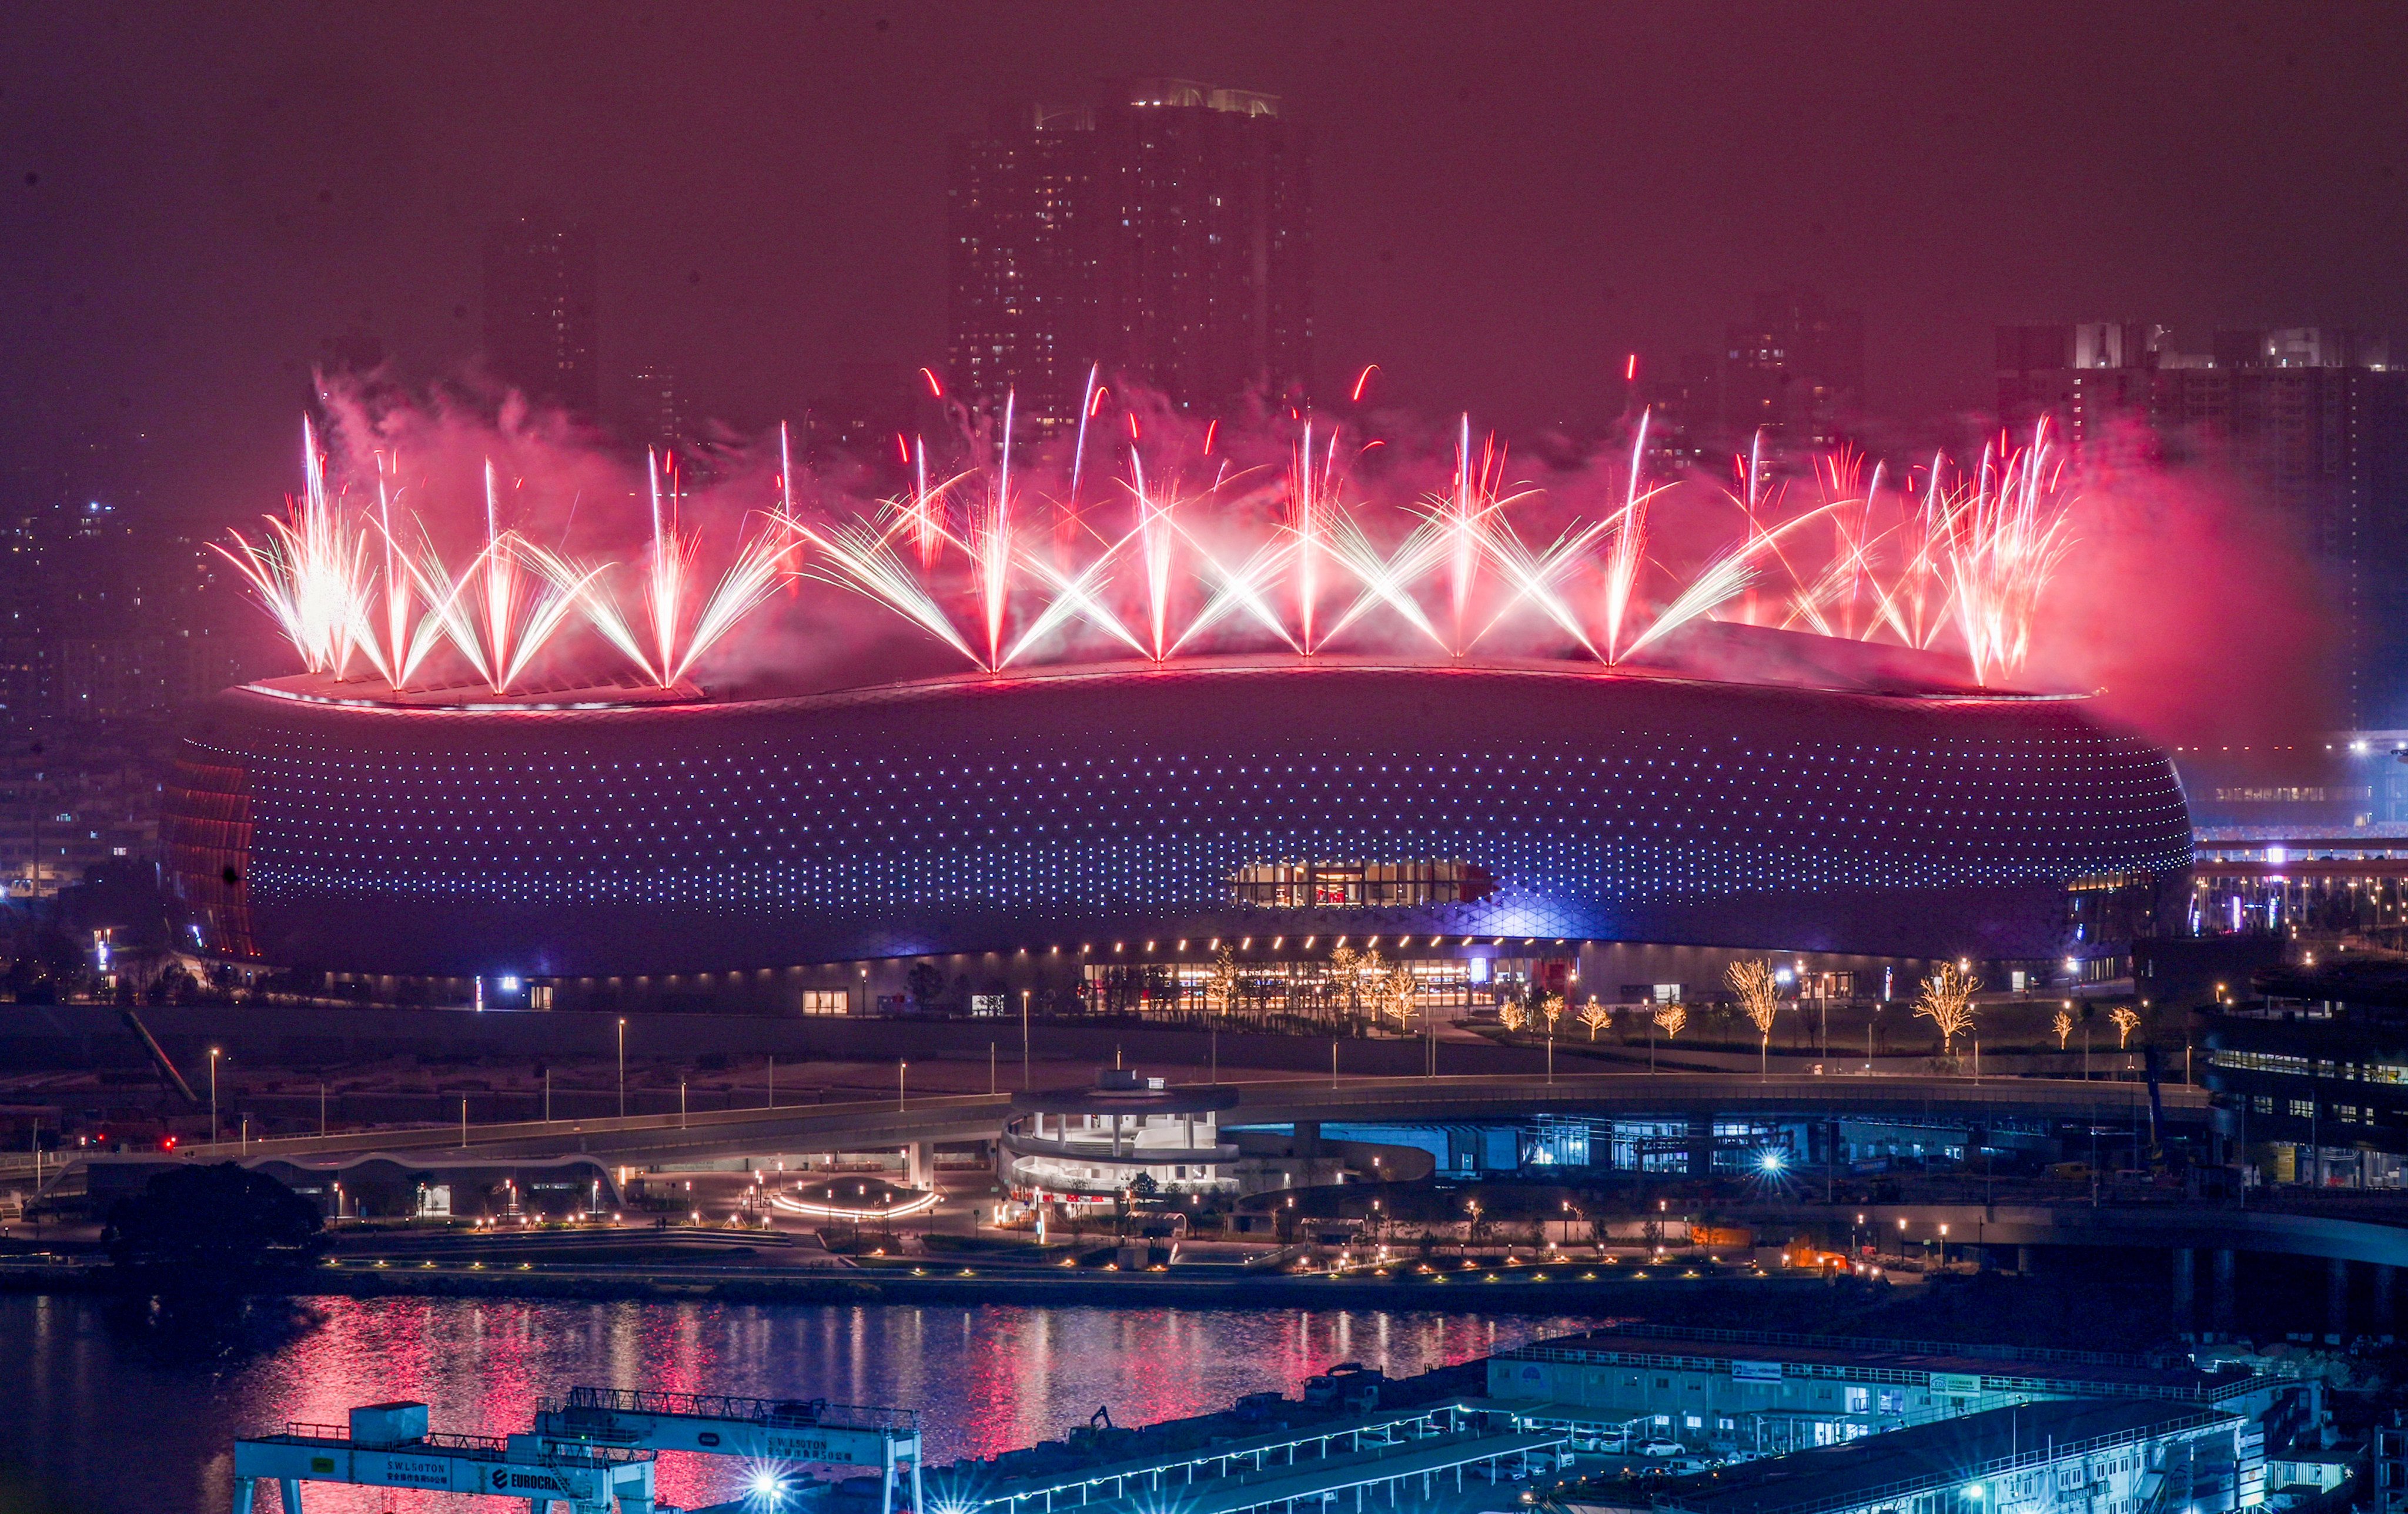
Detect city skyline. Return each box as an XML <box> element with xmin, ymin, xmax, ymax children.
<box><xmin>9</xmin><ymin>3</ymin><xmax>2408</xmax><ymax>519</ymax></box>
<box><xmin>6</xmin><ymin>14</ymin><xmax>2408</xmax><ymax>1493</ymax></box>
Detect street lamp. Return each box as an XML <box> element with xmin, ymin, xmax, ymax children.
<box><xmin>208</xmin><ymin>1047</ymin><xmax>221</xmax><ymax>1152</ymax></box>
<box><xmin>617</xmin><ymin>1018</ymin><xmax>627</xmax><ymax>1117</ymax></box>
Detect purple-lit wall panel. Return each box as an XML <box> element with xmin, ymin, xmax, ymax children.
<box><xmin>166</xmin><ymin>662</ymin><xmax>2191</xmax><ymax>976</ymax></box>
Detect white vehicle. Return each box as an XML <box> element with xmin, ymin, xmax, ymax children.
<box><xmin>1637</xmin><ymin>1439</ymin><xmax>1687</xmax><ymax>1457</ymax></box>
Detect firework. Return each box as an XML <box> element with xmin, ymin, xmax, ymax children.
<box><xmin>1289</xmin><ymin>422</ymin><xmax>1330</xmax><ymax>653</ymax></box>
<box><xmin>584</xmin><ymin>450</ymin><xmax>800</xmax><ymax>689</ymax></box>
<box><xmin>1172</xmin><ymin>527</ymin><xmax>1299</xmax><ymax>656</ymax></box>
<box><xmin>359</xmin><ymin>456</ymin><xmax>450</xmax><ymax>691</ymax></box>
<box><xmin>971</xmin><ymin>392</ymin><xmax>1018</xmax><ymax>668</ymax></box>
<box><xmin>1439</xmin><ymin>415</ymin><xmax>1498</xmax><ymax>650</ymax></box>
<box><xmin>1130</xmin><ymin>450</ymin><xmax>1179</xmax><ymax>660</ymax></box>
<box><xmin>1599</xmin><ymin>410</ymin><xmax>1659</xmax><ymax>662</ymax></box>
<box><xmin>224</xmin><ymin>401</ymin><xmax>2081</xmax><ymax>699</ymax></box>
<box><xmin>432</xmin><ymin>462</ymin><xmax>606</xmax><ymax>694</ymax></box>
<box><xmin>1945</xmin><ymin>424</ymin><xmax>2077</xmax><ymax>686</ymax></box>
<box><xmin>792</xmin><ymin>506</ymin><xmax>982</xmax><ymax>666</ymax></box>
<box><xmin>213</xmin><ymin>419</ymin><xmax>374</xmax><ymax>678</ymax></box>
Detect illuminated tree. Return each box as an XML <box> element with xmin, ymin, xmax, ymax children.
<box><xmin>1203</xmin><ymin>948</ymin><xmax>1239</xmax><ymax>1016</ymax></box>
<box><xmin>2108</xmin><ymin>1005</ymin><xmax>2142</xmax><ymax>1050</ymax></box>
<box><xmin>1728</xmin><ymin>958</ymin><xmax>1781</xmax><ymax>1077</ymax></box>
<box><xmin>1378</xmin><ymin>964</ymin><xmax>1417</xmax><ymax>1028</ymax></box>
<box><xmin>1578</xmin><ymin>998</ymin><xmax>1612</xmax><ymax>1040</ymax></box>
<box><xmin>1499</xmin><ymin>999</ymin><xmax>1529</xmax><ymax>1033</ymax></box>
<box><xmin>1327</xmin><ymin>945</ymin><xmax>1365</xmax><ymax>1024</ymax></box>
<box><xmin>1652</xmin><ymin>1001</ymin><xmax>1688</xmax><ymax>1040</ymax></box>
<box><xmin>2052</xmin><ymin>1007</ymin><xmax>2074</xmax><ymax>1050</ymax></box>
<box><xmin>1912</xmin><ymin>963</ymin><xmax>1981</xmax><ymax>1055</ymax></box>
<box><xmin>1538</xmin><ymin>991</ymin><xmax>1566</xmax><ymax>1035</ymax></box>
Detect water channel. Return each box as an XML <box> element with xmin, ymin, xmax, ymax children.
<box><xmin>0</xmin><ymin>1295</ymin><xmax>1610</xmax><ymax>1514</ymax></box>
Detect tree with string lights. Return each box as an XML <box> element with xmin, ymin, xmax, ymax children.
<box><xmin>1912</xmin><ymin>963</ymin><xmax>1980</xmax><ymax>1055</ymax></box>
<box><xmin>1728</xmin><ymin>958</ymin><xmax>1781</xmax><ymax>1077</ymax></box>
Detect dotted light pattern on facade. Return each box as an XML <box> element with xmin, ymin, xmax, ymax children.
<box><xmin>165</xmin><ymin>659</ymin><xmax>2192</xmax><ymax>976</ymax></box>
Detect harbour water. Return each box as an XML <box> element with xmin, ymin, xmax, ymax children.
<box><xmin>0</xmin><ymin>1295</ymin><xmax>1608</xmax><ymax>1514</ymax></box>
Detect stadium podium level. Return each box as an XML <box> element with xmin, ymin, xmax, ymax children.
<box><xmin>162</xmin><ymin>656</ymin><xmax>2191</xmax><ymax>1008</ymax></box>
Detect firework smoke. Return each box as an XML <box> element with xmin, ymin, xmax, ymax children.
<box><xmin>227</xmin><ymin>383</ymin><xmax>2097</xmax><ymax>700</ymax></box>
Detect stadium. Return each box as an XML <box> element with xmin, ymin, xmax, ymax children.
<box><xmin>162</xmin><ymin>637</ymin><xmax>2193</xmax><ymax>1017</ymax></box>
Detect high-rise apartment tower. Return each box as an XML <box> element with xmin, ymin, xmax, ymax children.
<box><xmin>948</xmin><ymin>80</ymin><xmax>1311</xmax><ymax>435</ymax></box>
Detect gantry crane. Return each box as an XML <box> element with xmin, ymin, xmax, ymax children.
<box><xmin>537</xmin><ymin>1386</ymin><xmax>924</xmax><ymax>1514</ymax></box>
<box><xmin>233</xmin><ymin>1402</ymin><xmax>659</xmax><ymax>1514</ymax></box>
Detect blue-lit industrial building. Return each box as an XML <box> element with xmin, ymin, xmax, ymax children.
<box><xmin>163</xmin><ymin>654</ymin><xmax>2191</xmax><ymax>1013</ymax></box>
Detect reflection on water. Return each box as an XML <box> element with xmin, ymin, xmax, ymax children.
<box><xmin>0</xmin><ymin>1294</ymin><xmax>1606</xmax><ymax>1514</ymax></box>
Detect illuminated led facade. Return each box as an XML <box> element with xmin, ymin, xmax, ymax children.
<box><xmin>163</xmin><ymin>657</ymin><xmax>2191</xmax><ymax>989</ymax></box>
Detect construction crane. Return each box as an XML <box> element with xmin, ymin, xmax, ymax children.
<box><xmin>233</xmin><ymin>1402</ymin><xmax>658</xmax><ymax>1514</ymax></box>
<box><xmin>537</xmin><ymin>1386</ymin><xmax>924</xmax><ymax>1514</ymax></box>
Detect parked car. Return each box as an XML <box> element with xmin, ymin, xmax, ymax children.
<box><xmin>1637</xmin><ymin>1439</ymin><xmax>1687</xmax><ymax>1457</ymax></box>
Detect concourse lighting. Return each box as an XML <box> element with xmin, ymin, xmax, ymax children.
<box><xmin>1758</xmin><ymin>1151</ymin><xmax>1786</xmax><ymax>1174</ymax></box>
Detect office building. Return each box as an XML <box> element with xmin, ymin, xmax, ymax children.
<box><xmin>1631</xmin><ymin>353</ymin><xmax>1722</xmax><ymax>479</ymax></box>
<box><xmin>1996</xmin><ymin>323</ymin><xmax>2408</xmax><ymax>726</ymax></box>
<box><xmin>948</xmin><ymin>80</ymin><xmax>1310</xmax><ymax>434</ymax></box>
<box><xmin>481</xmin><ymin>213</ymin><xmax>600</xmax><ymax>418</ymax></box>
<box><xmin>2203</xmin><ymin>960</ymin><xmax>2408</xmax><ymax>1185</ymax></box>
<box><xmin>1722</xmin><ymin>288</ymin><xmax>1865</xmax><ymax>453</ymax></box>
<box><xmin>624</xmin><ymin>365</ymin><xmax>689</xmax><ymax>459</ymax></box>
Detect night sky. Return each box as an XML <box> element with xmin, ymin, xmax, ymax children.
<box><xmin>6</xmin><ymin>1</ymin><xmax>2406</xmax><ymax>518</ymax></box>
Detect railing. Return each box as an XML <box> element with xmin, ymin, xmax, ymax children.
<box><xmin>256</xmin><ymin>1423</ymin><xmax>653</xmax><ymax>1463</ymax></box>
<box><xmin>267</xmin><ymin>1423</ymin><xmax>508</xmax><ymax>1453</ymax></box>
<box><xmin>1504</xmin><ymin>1321</ymin><xmax>2179</xmax><ymax>1371</ymax></box>
<box><xmin>551</xmin><ymin>1386</ymin><xmax>918</xmax><ymax>1432</ymax></box>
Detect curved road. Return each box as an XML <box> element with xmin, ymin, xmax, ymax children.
<box><xmin>31</xmin><ymin>1071</ymin><xmax>2198</xmax><ymax>1175</ymax></box>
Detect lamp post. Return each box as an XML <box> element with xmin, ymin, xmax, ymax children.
<box><xmin>617</xmin><ymin>1017</ymin><xmax>627</xmax><ymax>1118</ymax></box>
<box><xmin>208</xmin><ymin>1048</ymin><xmax>221</xmax><ymax>1152</ymax></box>
<box><xmin>898</xmin><ymin>1060</ymin><xmax>908</xmax><ymax>1113</ymax></box>
<box><xmin>1021</xmin><ymin>989</ymin><xmax>1031</xmax><ymax>1089</ymax></box>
